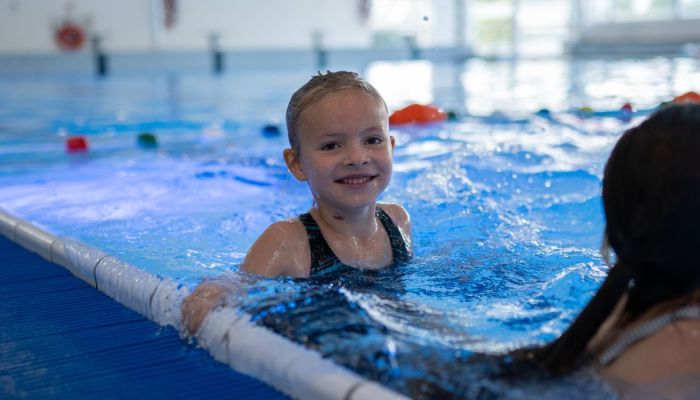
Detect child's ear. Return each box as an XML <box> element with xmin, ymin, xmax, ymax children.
<box><xmin>389</xmin><ymin>136</ymin><xmax>396</xmax><ymax>152</ymax></box>
<box><xmin>283</xmin><ymin>148</ymin><xmax>306</xmax><ymax>181</ymax></box>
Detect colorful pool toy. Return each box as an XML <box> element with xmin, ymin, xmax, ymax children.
<box><xmin>389</xmin><ymin>104</ymin><xmax>447</xmax><ymax>126</ymax></box>
<box><xmin>137</xmin><ymin>132</ymin><xmax>158</xmax><ymax>149</ymax></box>
<box><xmin>673</xmin><ymin>91</ymin><xmax>700</xmax><ymax>104</ymax></box>
<box><xmin>577</xmin><ymin>106</ymin><xmax>594</xmax><ymax>116</ymax></box>
<box><xmin>65</xmin><ymin>136</ymin><xmax>88</xmax><ymax>152</ymax></box>
<box><xmin>535</xmin><ymin>108</ymin><xmax>551</xmax><ymax>118</ymax></box>
<box><xmin>619</xmin><ymin>102</ymin><xmax>634</xmax><ymax>122</ymax></box>
<box><xmin>568</xmin><ymin>103</ymin><xmax>657</xmax><ymax>120</ymax></box>
<box><xmin>261</xmin><ymin>124</ymin><xmax>281</xmax><ymax>137</ymax></box>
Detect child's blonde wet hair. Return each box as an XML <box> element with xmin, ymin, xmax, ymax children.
<box><xmin>285</xmin><ymin>71</ymin><xmax>388</xmax><ymax>153</ymax></box>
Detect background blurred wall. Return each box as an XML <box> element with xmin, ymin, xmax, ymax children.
<box><xmin>0</xmin><ymin>0</ymin><xmax>395</xmax><ymax>54</ymax></box>
<box><xmin>1</xmin><ymin>0</ymin><xmax>698</xmax><ymax>61</ymax></box>
<box><xmin>1</xmin><ymin>0</ymin><xmax>149</xmax><ymax>53</ymax></box>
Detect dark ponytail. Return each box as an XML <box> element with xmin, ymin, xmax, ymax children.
<box><xmin>526</xmin><ymin>263</ymin><xmax>632</xmax><ymax>373</ymax></box>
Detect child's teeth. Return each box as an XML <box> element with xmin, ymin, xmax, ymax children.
<box><xmin>344</xmin><ymin>177</ymin><xmax>368</xmax><ymax>184</ymax></box>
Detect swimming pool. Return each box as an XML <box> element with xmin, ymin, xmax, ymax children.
<box><xmin>1</xmin><ymin>57</ymin><xmax>698</xmax><ymax>399</ymax></box>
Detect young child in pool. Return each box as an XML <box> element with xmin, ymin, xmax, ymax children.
<box><xmin>242</xmin><ymin>71</ymin><xmax>412</xmax><ymax>277</ymax></box>
<box><xmin>181</xmin><ymin>71</ymin><xmax>412</xmax><ymax>333</ymax></box>
<box><xmin>514</xmin><ymin>103</ymin><xmax>700</xmax><ymax>398</ymax></box>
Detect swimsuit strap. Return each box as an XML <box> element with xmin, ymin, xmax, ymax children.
<box><xmin>598</xmin><ymin>304</ymin><xmax>700</xmax><ymax>366</ymax></box>
<box><xmin>375</xmin><ymin>207</ymin><xmax>412</xmax><ymax>263</ymax></box>
<box><xmin>300</xmin><ymin>207</ymin><xmax>412</xmax><ymax>277</ymax></box>
<box><xmin>299</xmin><ymin>213</ymin><xmax>346</xmax><ymax>277</ymax></box>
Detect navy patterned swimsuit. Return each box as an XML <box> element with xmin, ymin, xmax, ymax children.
<box><xmin>299</xmin><ymin>207</ymin><xmax>412</xmax><ymax>278</ymax></box>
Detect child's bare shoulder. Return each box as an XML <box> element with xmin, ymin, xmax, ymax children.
<box><xmin>241</xmin><ymin>218</ymin><xmax>310</xmax><ymax>276</ymax></box>
<box><xmin>267</xmin><ymin>218</ymin><xmax>307</xmax><ymax>238</ymax></box>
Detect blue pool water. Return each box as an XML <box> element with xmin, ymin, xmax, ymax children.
<box><xmin>1</xmin><ymin>58</ymin><xmax>699</xmax><ymax>398</ymax></box>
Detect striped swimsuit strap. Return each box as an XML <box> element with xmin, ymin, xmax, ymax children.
<box><xmin>299</xmin><ymin>207</ymin><xmax>412</xmax><ymax>278</ymax></box>
<box><xmin>598</xmin><ymin>304</ymin><xmax>700</xmax><ymax>366</ymax></box>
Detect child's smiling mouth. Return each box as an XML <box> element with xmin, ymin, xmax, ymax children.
<box><xmin>334</xmin><ymin>174</ymin><xmax>377</xmax><ymax>185</ymax></box>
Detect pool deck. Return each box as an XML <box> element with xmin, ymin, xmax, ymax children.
<box><xmin>0</xmin><ymin>235</ymin><xmax>287</xmax><ymax>399</ymax></box>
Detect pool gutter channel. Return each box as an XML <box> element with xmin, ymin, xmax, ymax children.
<box><xmin>0</xmin><ymin>208</ymin><xmax>407</xmax><ymax>400</ymax></box>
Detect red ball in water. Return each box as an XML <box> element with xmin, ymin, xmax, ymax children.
<box><xmin>673</xmin><ymin>91</ymin><xmax>700</xmax><ymax>104</ymax></box>
<box><xmin>66</xmin><ymin>136</ymin><xmax>88</xmax><ymax>152</ymax></box>
<box><xmin>389</xmin><ymin>104</ymin><xmax>447</xmax><ymax>126</ymax></box>
<box><xmin>619</xmin><ymin>102</ymin><xmax>634</xmax><ymax>122</ymax></box>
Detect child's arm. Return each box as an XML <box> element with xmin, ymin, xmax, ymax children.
<box><xmin>181</xmin><ymin>279</ymin><xmax>239</xmax><ymax>335</ymax></box>
<box><xmin>240</xmin><ymin>220</ymin><xmax>310</xmax><ymax>277</ymax></box>
<box><xmin>379</xmin><ymin>203</ymin><xmax>413</xmax><ymax>250</ymax></box>
<box><xmin>181</xmin><ymin>220</ymin><xmax>309</xmax><ymax>335</ymax></box>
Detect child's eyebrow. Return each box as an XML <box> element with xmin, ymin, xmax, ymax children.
<box><xmin>316</xmin><ymin>126</ymin><xmax>385</xmax><ymax>140</ymax></box>
<box><xmin>317</xmin><ymin>132</ymin><xmax>345</xmax><ymax>140</ymax></box>
<box><xmin>361</xmin><ymin>126</ymin><xmax>386</xmax><ymax>134</ymax></box>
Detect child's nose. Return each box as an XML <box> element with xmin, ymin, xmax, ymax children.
<box><xmin>343</xmin><ymin>145</ymin><xmax>369</xmax><ymax>166</ymax></box>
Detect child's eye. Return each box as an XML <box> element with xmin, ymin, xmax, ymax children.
<box><xmin>320</xmin><ymin>142</ymin><xmax>340</xmax><ymax>151</ymax></box>
<box><xmin>366</xmin><ymin>137</ymin><xmax>384</xmax><ymax>145</ymax></box>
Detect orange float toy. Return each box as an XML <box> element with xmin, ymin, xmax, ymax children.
<box><xmin>673</xmin><ymin>91</ymin><xmax>700</xmax><ymax>104</ymax></box>
<box><xmin>389</xmin><ymin>104</ymin><xmax>447</xmax><ymax>126</ymax></box>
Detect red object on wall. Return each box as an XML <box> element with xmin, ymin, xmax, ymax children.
<box><xmin>55</xmin><ymin>22</ymin><xmax>86</xmax><ymax>51</ymax></box>
<box><xmin>673</xmin><ymin>91</ymin><xmax>700</xmax><ymax>104</ymax></box>
<box><xmin>66</xmin><ymin>136</ymin><xmax>88</xmax><ymax>152</ymax></box>
<box><xmin>389</xmin><ymin>104</ymin><xmax>447</xmax><ymax>126</ymax></box>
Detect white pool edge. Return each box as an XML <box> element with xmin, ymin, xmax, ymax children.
<box><xmin>0</xmin><ymin>208</ymin><xmax>408</xmax><ymax>400</ymax></box>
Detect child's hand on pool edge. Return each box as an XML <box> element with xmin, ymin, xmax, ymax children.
<box><xmin>181</xmin><ymin>280</ymin><xmax>239</xmax><ymax>335</ymax></box>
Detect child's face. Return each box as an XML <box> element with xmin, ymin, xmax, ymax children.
<box><xmin>285</xmin><ymin>89</ymin><xmax>394</xmax><ymax>212</ymax></box>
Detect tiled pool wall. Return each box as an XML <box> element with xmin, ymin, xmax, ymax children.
<box><xmin>0</xmin><ymin>207</ymin><xmax>407</xmax><ymax>400</ymax></box>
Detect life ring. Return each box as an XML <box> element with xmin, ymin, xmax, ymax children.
<box><xmin>55</xmin><ymin>23</ymin><xmax>85</xmax><ymax>51</ymax></box>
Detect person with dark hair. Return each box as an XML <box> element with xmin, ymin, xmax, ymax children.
<box><xmin>517</xmin><ymin>103</ymin><xmax>700</xmax><ymax>397</ymax></box>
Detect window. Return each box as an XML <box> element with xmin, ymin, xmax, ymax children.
<box><xmin>470</xmin><ymin>0</ymin><xmax>515</xmax><ymax>55</ymax></box>
<box><xmin>369</xmin><ymin>0</ymin><xmax>433</xmax><ymax>48</ymax></box>
<box><xmin>614</xmin><ymin>0</ymin><xmax>675</xmax><ymax>21</ymax></box>
<box><xmin>469</xmin><ymin>0</ymin><xmax>570</xmax><ymax>57</ymax></box>
<box><xmin>680</xmin><ymin>0</ymin><xmax>700</xmax><ymax>17</ymax></box>
<box><xmin>585</xmin><ymin>0</ymin><xmax>700</xmax><ymax>23</ymax></box>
